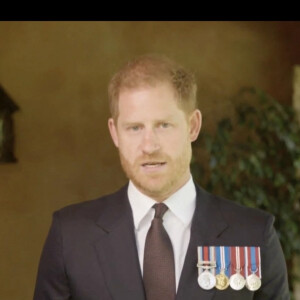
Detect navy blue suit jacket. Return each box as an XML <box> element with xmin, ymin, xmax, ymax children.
<box><xmin>33</xmin><ymin>184</ymin><xmax>289</xmax><ymax>299</ymax></box>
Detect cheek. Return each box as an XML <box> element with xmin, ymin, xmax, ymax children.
<box><xmin>163</xmin><ymin>131</ymin><xmax>190</xmax><ymax>151</ymax></box>
<box><xmin>118</xmin><ymin>138</ymin><xmax>140</xmax><ymax>160</ymax></box>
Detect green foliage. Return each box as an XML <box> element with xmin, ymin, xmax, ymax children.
<box><xmin>191</xmin><ymin>87</ymin><xmax>300</xmax><ymax>293</ymax></box>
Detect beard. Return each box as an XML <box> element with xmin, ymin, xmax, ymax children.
<box><xmin>118</xmin><ymin>144</ymin><xmax>192</xmax><ymax>200</ymax></box>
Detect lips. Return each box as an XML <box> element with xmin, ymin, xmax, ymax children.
<box><xmin>140</xmin><ymin>161</ymin><xmax>167</xmax><ymax>172</ymax></box>
<box><xmin>141</xmin><ymin>162</ymin><xmax>166</xmax><ymax>167</ymax></box>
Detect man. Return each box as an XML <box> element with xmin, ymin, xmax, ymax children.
<box><xmin>33</xmin><ymin>54</ymin><xmax>289</xmax><ymax>299</ymax></box>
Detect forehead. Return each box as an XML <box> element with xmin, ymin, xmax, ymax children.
<box><xmin>119</xmin><ymin>80</ymin><xmax>176</xmax><ymax>100</ymax></box>
<box><xmin>117</xmin><ymin>83</ymin><xmax>183</xmax><ymax>120</ymax></box>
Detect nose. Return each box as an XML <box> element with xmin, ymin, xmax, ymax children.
<box><xmin>141</xmin><ymin>129</ymin><xmax>160</xmax><ymax>154</ymax></box>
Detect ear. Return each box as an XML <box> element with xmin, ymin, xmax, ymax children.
<box><xmin>108</xmin><ymin>118</ymin><xmax>119</xmax><ymax>148</ymax></box>
<box><xmin>188</xmin><ymin>109</ymin><xmax>202</xmax><ymax>142</ymax></box>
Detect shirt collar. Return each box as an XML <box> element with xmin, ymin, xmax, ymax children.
<box><xmin>128</xmin><ymin>176</ymin><xmax>196</xmax><ymax>230</ymax></box>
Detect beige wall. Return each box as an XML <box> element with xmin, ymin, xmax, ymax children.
<box><xmin>0</xmin><ymin>21</ymin><xmax>299</xmax><ymax>300</ymax></box>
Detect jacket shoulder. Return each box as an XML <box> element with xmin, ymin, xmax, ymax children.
<box><xmin>54</xmin><ymin>184</ymin><xmax>128</xmax><ymax>223</ymax></box>
<box><xmin>216</xmin><ymin>192</ymin><xmax>272</xmax><ymax>223</ymax></box>
<box><xmin>196</xmin><ymin>185</ymin><xmax>274</xmax><ymax>244</ymax></box>
<box><xmin>197</xmin><ymin>184</ymin><xmax>272</xmax><ymax>219</ymax></box>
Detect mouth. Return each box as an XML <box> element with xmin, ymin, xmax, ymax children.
<box><xmin>141</xmin><ymin>161</ymin><xmax>167</xmax><ymax>170</ymax></box>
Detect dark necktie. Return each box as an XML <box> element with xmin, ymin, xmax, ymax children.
<box><xmin>143</xmin><ymin>203</ymin><xmax>176</xmax><ymax>300</ymax></box>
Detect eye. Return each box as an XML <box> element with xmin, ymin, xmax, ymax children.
<box><xmin>159</xmin><ymin>122</ymin><xmax>170</xmax><ymax>129</ymax></box>
<box><xmin>128</xmin><ymin>125</ymin><xmax>142</xmax><ymax>131</ymax></box>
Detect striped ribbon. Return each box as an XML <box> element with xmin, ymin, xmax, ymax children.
<box><xmin>197</xmin><ymin>246</ymin><xmax>216</xmax><ymax>275</ymax></box>
<box><xmin>245</xmin><ymin>246</ymin><xmax>261</xmax><ymax>278</ymax></box>
<box><xmin>197</xmin><ymin>246</ymin><xmax>261</xmax><ymax>279</ymax></box>
<box><xmin>215</xmin><ymin>246</ymin><xmax>230</xmax><ymax>277</ymax></box>
<box><xmin>230</xmin><ymin>246</ymin><xmax>246</xmax><ymax>277</ymax></box>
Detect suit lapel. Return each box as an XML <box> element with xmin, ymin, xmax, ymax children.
<box><xmin>94</xmin><ymin>186</ymin><xmax>146</xmax><ymax>300</ymax></box>
<box><xmin>93</xmin><ymin>183</ymin><xmax>228</xmax><ymax>300</ymax></box>
<box><xmin>176</xmin><ymin>184</ymin><xmax>228</xmax><ymax>300</ymax></box>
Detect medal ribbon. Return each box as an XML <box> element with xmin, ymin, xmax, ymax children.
<box><xmin>224</xmin><ymin>246</ymin><xmax>230</xmax><ymax>277</ymax></box>
<box><xmin>216</xmin><ymin>246</ymin><xmax>220</xmax><ymax>274</ymax></box>
<box><xmin>216</xmin><ymin>246</ymin><xmax>230</xmax><ymax>277</ymax></box>
<box><xmin>244</xmin><ymin>247</ymin><xmax>249</xmax><ymax>278</ymax></box>
<box><xmin>197</xmin><ymin>246</ymin><xmax>202</xmax><ymax>276</ymax></box>
<box><xmin>197</xmin><ymin>246</ymin><xmax>216</xmax><ymax>275</ymax></box>
<box><xmin>246</xmin><ymin>246</ymin><xmax>261</xmax><ymax>278</ymax></box>
<box><xmin>239</xmin><ymin>246</ymin><xmax>246</xmax><ymax>278</ymax></box>
<box><xmin>197</xmin><ymin>246</ymin><xmax>209</xmax><ymax>275</ymax></box>
<box><xmin>209</xmin><ymin>246</ymin><xmax>216</xmax><ymax>275</ymax></box>
<box><xmin>236</xmin><ymin>247</ymin><xmax>241</xmax><ymax>271</ymax></box>
<box><xmin>257</xmin><ymin>247</ymin><xmax>261</xmax><ymax>278</ymax></box>
<box><xmin>204</xmin><ymin>246</ymin><xmax>209</xmax><ymax>264</ymax></box>
<box><xmin>230</xmin><ymin>246</ymin><xmax>235</xmax><ymax>276</ymax></box>
<box><xmin>230</xmin><ymin>246</ymin><xmax>246</xmax><ymax>278</ymax></box>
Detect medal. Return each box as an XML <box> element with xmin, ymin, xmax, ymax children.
<box><xmin>197</xmin><ymin>245</ymin><xmax>262</xmax><ymax>291</ymax></box>
<box><xmin>230</xmin><ymin>272</ymin><xmax>246</xmax><ymax>290</ymax></box>
<box><xmin>246</xmin><ymin>273</ymin><xmax>261</xmax><ymax>291</ymax></box>
<box><xmin>215</xmin><ymin>246</ymin><xmax>230</xmax><ymax>290</ymax></box>
<box><xmin>197</xmin><ymin>246</ymin><xmax>216</xmax><ymax>290</ymax></box>
<box><xmin>245</xmin><ymin>246</ymin><xmax>262</xmax><ymax>291</ymax></box>
<box><xmin>215</xmin><ymin>271</ymin><xmax>230</xmax><ymax>290</ymax></box>
<box><xmin>198</xmin><ymin>270</ymin><xmax>216</xmax><ymax>290</ymax></box>
<box><xmin>229</xmin><ymin>247</ymin><xmax>246</xmax><ymax>290</ymax></box>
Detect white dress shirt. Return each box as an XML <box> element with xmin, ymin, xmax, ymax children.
<box><xmin>127</xmin><ymin>177</ymin><xmax>196</xmax><ymax>290</ymax></box>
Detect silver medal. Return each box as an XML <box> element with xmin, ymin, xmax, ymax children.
<box><xmin>230</xmin><ymin>273</ymin><xmax>246</xmax><ymax>290</ymax></box>
<box><xmin>246</xmin><ymin>273</ymin><xmax>261</xmax><ymax>291</ymax></box>
<box><xmin>198</xmin><ymin>270</ymin><xmax>216</xmax><ymax>290</ymax></box>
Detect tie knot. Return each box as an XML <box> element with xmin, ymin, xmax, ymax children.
<box><xmin>153</xmin><ymin>203</ymin><xmax>168</xmax><ymax>219</ymax></box>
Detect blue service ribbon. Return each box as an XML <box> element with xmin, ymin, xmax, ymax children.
<box><xmin>224</xmin><ymin>246</ymin><xmax>230</xmax><ymax>277</ymax></box>
<box><xmin>250</xmin><ymin>246</ymin><xmax>257</xmax><ymax>273</ymax></box>
<box><xmin>215</xmin><ymin>246</ymin><xmax>231</xmax><ymax>277</ymax></box>
<box><xmin>215</xmin><ymin>246</ymin><xmax>220</xmax><ymax>273</ymax></box>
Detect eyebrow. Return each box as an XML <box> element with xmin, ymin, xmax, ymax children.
<box><xmin>121</xmin><ymin>121</ymin><xmax>142</xmax><ymax>127</ymax></box>
<box><xmin>120</xmin><ymin>114</ymin><xmax>177</xmax><ymax>125</ymax></box>
<box><xmin>120</xmin><ymin>118</ymin><xmax>176</xmax><ymax>127</ymax></box>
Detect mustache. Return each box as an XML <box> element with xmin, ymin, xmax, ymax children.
<box><xmin>137</xmin><ymin>154</ymin><xmax>169</xmax><ymax>163</ymax></box>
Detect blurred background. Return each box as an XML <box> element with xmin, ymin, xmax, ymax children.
<box><xmin>0</xmin><ymin>21</ymin><xmax>299</xmax><ymax>299</ymax></box>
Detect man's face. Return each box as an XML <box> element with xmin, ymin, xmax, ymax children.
<box><xmin>108</xmin><ymin>82</ymin><xmax>201</xmax><ymax>201</ymax></box>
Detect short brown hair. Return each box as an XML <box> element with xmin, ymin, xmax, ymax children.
<box><xmin>108</xmin><ymin>54</ymin><xmax>197</xmax><ymax>120</ymax></box>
